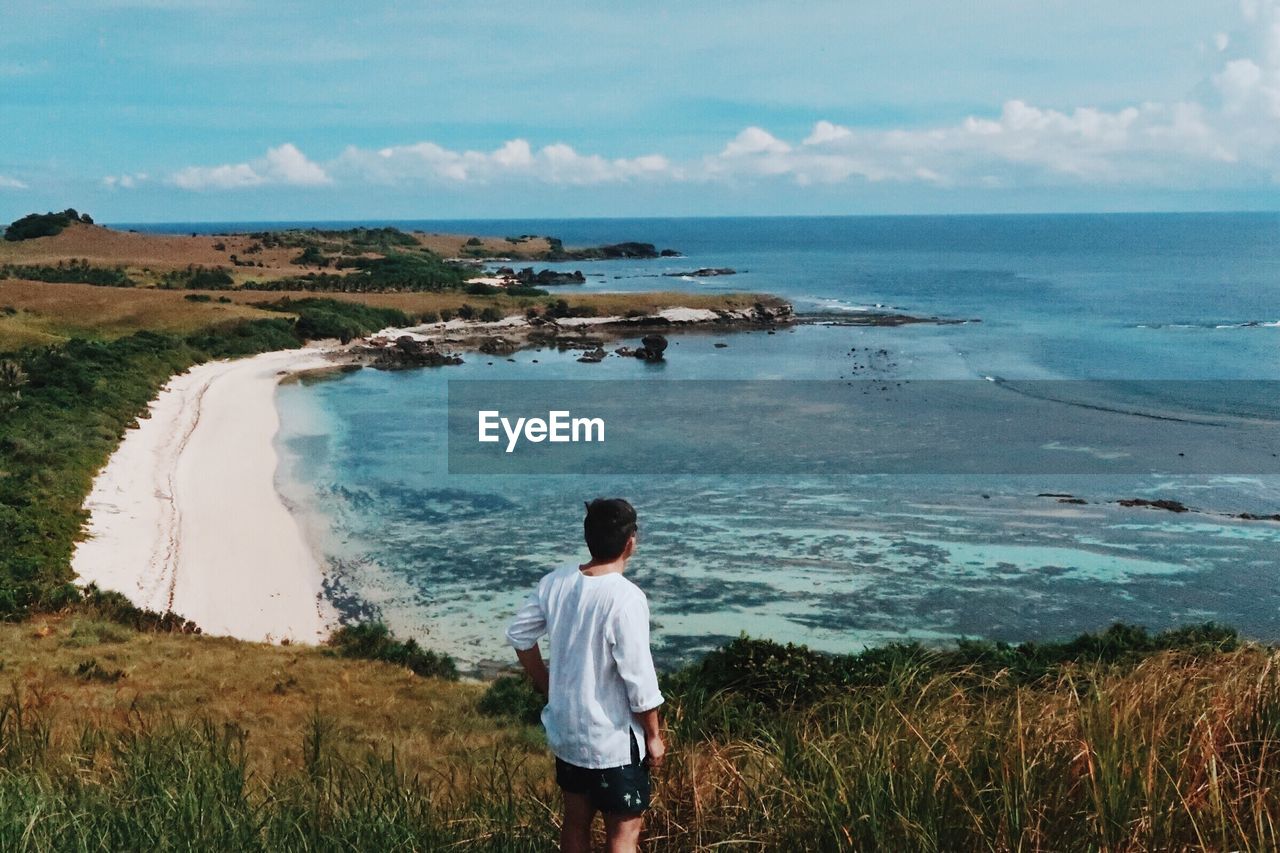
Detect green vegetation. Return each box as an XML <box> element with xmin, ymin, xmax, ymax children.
<box><xmin>665</xmin><ymin>623</ymin><xmax>1241</xmax><ymax>718</ymax></box>
<box><xmin>4</xmin><ymin>209</ymin><xmax>93</xmax><ymax>242</ymax></box>
<box><xmin>253</xmin><ymin>226</ymin><xmax>419</xmax><ymax>252</ymax></box>
<box><xmin>0</xmin><ymin>299</ymin><xmax>415</xmax><ymax>619</ymax></box>
<box><xmin>159</xmin><ymin>265</ymin><xmax>235</xmax><ymax>290</ymax></box>
<box><xmin>1</xmin><ymin>261</ymin><xmax>135</xmax><ymax>287</ymax></box>
<box><xmin>291</xmin><ymin>245</ymin><xmax>331</xmax><ymax>268</ymax></box>
<box><xmin>259</xmin><ymin>297</ymin><xmax>408</xmax><ymax>344</ymax></box>
<box><xmin>327</xmin><ymin>622</ymin><xmax>458</xmax><ymax>680</ymax></box>
<box><xmin>244</xmin><ymin>252</ymin><xmax>472</xmax><ymax>293</ymax></box>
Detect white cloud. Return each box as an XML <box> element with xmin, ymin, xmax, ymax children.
<box><xmin>331</xmin><ymin>138</ymin><xmax>672</xmax><ymax>186</ymax></box>
<box><xmin>701</xmin><ymin>0</ymin><xmax>1280</xmax><ymax>189</ymax></box>
<box><xmin>170</xmin><ymin>143</ymin><xmax>330</xmax><ymax>190</ymax></box>
<box><xmin>0</xmin><ymin>175</ymin><xmax>27</xmax><ymax>190</ymax></box>
<box><xmin>102</xmin><ymin>172</ymin><xmax>149</xmax><ymax>190</ymax></box>
<box><xmin>262</xmin><ymin>143</ymin><xmax>331</xmax><ymax>186</ymax></box>
<box><xmin>159</xmin><ymin>0</ymin><xmax>1280</xmax><ymax>196</ymax></box>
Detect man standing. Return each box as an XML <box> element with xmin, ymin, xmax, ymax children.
<box><xmin>506</xmin><ymin>498</ymin><xmax>665</xmax><ymax>853</ymax></box>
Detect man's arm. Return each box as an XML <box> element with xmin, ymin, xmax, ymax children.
<box><xmin>635</xmin><ymin>706</ymin><xmax>665</xmax><ymax>767</ymax></box>
<box><xmin>610</xmin><ymin>594</ymin><xmax>665</xmax><ymax>765</ymax></box>
<box><xmin>515</xmin><ymin>643</ymin><xmax>550</xmax><ymax>697</ymax></box>
<box><xmin>506</xmin><ymin>591</ymin><xmax>548</xmax><ymax>696</ymax></box>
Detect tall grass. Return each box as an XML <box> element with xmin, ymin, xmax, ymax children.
<box><xmin>1</xmin><ymin>633</ymin><xmax>1277</xmax><ymax>850</ymax></box>
<box><xmin>647</xmin><ymin>646</ymin><xmax>1280</xmax><ymax>851</ymax></box>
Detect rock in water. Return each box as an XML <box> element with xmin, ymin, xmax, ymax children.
<box><xmin>1116</xmin><ymin>498</ymin><xmax>1189</xmax><ymax>513</ymax></box>
<box><xmin>636</xmin><ymin>334</ymin><xmax>668</xmax><ymax>362</ymax></box>
<box><xmin>478</xmin><ymin>336</ymin><xmax>519</xmax><ymax>355</ymax></box>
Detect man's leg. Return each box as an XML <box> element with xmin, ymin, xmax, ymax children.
<box><xmin>560</xmin><ymin>791</ymin><xmax>595</xmax><ymax>853</ymax></box>
<box><xmin>603</xmin><ymin>812</ymin><xmax>643</xmax><ymax>853</ymax></box>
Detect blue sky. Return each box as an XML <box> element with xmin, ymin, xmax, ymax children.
<box><xmin>2</xmin><ymin>0</ymin><xmax>1278</xmax><ymax>221</ymax></box>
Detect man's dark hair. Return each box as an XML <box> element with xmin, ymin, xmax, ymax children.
<box><xmin>583</xmin><ymin>498</ymin><xmax>637</xmax><ymax>561</ymax></box>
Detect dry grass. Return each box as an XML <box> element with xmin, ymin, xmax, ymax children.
<box><xmin>0</xmin><ymin>224</ymin><xmax>555</xmax><ymax>287</ymax></box>
<box><xmin>0</xmin><ymin>223</ymin><xmax>301</xmax><ymax>280</ymax></box>
<box><xmin>215</xmin><ymin>288</ymin><xmax>778</xmax><ymax>317</ymax></box>
<box><xmin>0</xmin><ymin>615</ymin><xmax>547</xmax><ymax>789</ymax></box>
<box><xmin>412</xmin><ymin>232</ymin><xmax>554</xmax><ymax>258</ymax></box>
<box><xmin>650</xmin><ymin>648</ymin><xmax>1280</xmax><ymax>851</ymax></box>
<box><xmin>0</xmin><ymin>279</ymin><xmax>275</xmax><ymax>348</ymax></box>
<box><xmin>0</xmin><ymin>277</ymin><xmax>777</xmax><ymax>351</ymax></box>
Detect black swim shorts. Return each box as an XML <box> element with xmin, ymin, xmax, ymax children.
<box><xmin>554</xmin><ymin>732</ymin><xmax>651</xmax><ymax>815</ymax></box>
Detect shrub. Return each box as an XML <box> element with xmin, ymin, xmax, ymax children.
<box><xmin>259</xmin><ymin>297</ymin><xmax>408</xmax><ymax>344</ymax></box>
<box><xmin>478</xmin><ymin>307</ymin><xmax>502</xmax><ymax>323</ymax></box>
<box><xmin>545</xmin><ymin>299</ymin><xmax>597</xmax><ymax>319</ymax></box>
<box><xmin>184</xmin><ymin>294</ymin><xmax>212</xmax><ymax>303</ymax></box>
<box><xmin>261</xmin><ymin>252</ymin><xmax>470</xmax><ymax>293</ymax></box>
<box><xmin>160</xmin><ymin>266</ymin><xmax>234</xmax><ymax>290</ymax></box>
<box><xmin>465</xmin><ymin>237</ymin><xmax>483</xmax><ymax>246</ymax></box>
<box><xmin>76</xmin><ymin>583</ymin><xmax>203</xmax><ymax>635</ymax></box>
<box><xmin>3</xmin><ymin>209</ymin><xmax>90</xmax><ymax>241</ymax></box>
<box><xmin>478</xmin><ymin>675</ymin><xmax>544</xmax><ymax>725</ymax></box>
<box><xmin>664</xmin><ymin>623</ymin><xmax>1242</xmax><ymax>715</ymax></box>
<box><xmin>327</xmin><ymin>622</ymin><xmax>458</xmax><ymax>680</ymax></box>
<box><xmin>291</xmin><ymin>246</ymin><xmax>330</xmax><ymax>268</ymax></box>
<box><xmin>504</xmin><ymin>286</ymin><xmax>548</xmax><ymax>298</ymax></box>
<box><xmin>0</xmin><ymin>261</ymin><xmax>135</xmax><ymax>287</ymax></box>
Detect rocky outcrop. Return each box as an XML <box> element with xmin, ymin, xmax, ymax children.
<box><xmin>1115</xmin><ymin>499</ymin><xmax>1190</xmax><ymax>513</ymax></box>
<box><xmin>663</xmin><ymin>268</ymin><xmax>737</xmax><ymax>277</ymax></box>
<box><xmin>497</xmin><ymin>266</ymin><xmax>587</xmax><ymax>286</ymax></box>
<box><xmin>591</xmin><ymin>301</ymin><xmax>793</xmax><ymax>330</ymax></box>
<box><xmin>357</xmin><ymin>335</ymin><xmax>463</xmax><ymax>369</ymax></box>
<box><xmin>613</xmin><ymin>335</ymin><xmax>668</xmax><ymax>361</ymax></box>
<box><xmin>478</xmin><ymin>336</ymin><xmax>520</xmax><ymax>356</ymax></box>
<box><xmin>546</xmin><ymin>241</ymin><xmax>675</xmax><ymax>260</ymax></box>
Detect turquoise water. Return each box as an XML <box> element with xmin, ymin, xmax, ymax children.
<box><xmin>270</xmin><ymin>215</ymin><xmax>1280</xmax><ymax>668</ymax></box>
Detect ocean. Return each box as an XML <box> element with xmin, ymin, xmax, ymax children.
<box><xmin>140</xmin><ymin>214</ymin><xmax>1280</xmax><ymax>668</ymax></box>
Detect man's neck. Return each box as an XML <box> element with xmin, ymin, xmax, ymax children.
<box><xmin>579</xmin><ymin>556</ymin><xmax>627</xmax><ymax>576</ymax></box>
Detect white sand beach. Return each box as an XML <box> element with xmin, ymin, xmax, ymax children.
<box><xmin>72</xmin><ymin>348</ymin><xmax>338</xmax><ymax>644</ymax></box>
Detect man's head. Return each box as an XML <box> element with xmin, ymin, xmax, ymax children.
<box><xmin>583</xmin><ymin>498</ymin><xmax>637</xmax><ymax>561</ymax></box>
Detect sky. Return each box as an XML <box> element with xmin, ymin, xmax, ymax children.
<box><xmin>2</xmin><ymin>0</ymin><xmax>1279</xmax><ymax>221</ymax></box>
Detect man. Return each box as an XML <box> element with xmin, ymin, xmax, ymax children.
<box><xmin>506</xmin><ymin>498</ymin><xmax>665</xmax><ymax>853</ymax></box>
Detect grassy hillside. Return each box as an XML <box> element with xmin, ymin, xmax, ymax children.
<box><xmin>0</xmin><ymin>618</ymin><xmax>1275</xmax><ymax>850</ymax></box>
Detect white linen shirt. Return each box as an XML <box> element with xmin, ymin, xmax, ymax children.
<box><xmin>505</xmin><ymin>564</ymin><xmax>664</xmax><ymax>769</ymax></box>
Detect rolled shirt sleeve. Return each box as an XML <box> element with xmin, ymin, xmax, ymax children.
<box><xmin>506</xmin><ymin>592</ymin><xmax>547</xmax><ymax>651</ymax></box>
<box><xmin>610</xmin><ymin>594</ymin><xmax>664</xmax><ymax>713</ymax></box>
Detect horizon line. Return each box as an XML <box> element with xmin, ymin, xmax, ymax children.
<box><xmin>94</xmin><ymin>209</ymin><xmax>1280</xmax><ymax>228</ymax></box>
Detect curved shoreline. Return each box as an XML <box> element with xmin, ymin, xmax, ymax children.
<box><xmin>72</xmin><ymin>347</ymin><xmax>338</xmax><ymax>644</ymax></box>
